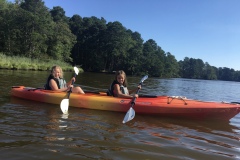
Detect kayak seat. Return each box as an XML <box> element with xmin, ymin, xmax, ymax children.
<box><xmin>107</xmin><ymin>89</ymin><xmax>113</xmax><ymax>96</ymax></box>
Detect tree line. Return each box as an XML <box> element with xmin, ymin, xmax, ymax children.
<box><xmin>1</xmin><ymin>0</ymin><xmax>240</xmax><ymax>81</ymax></box>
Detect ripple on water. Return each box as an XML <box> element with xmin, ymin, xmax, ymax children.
<box><xmin>1</xmin><ymin>101</ymin><xmax>239</xmax><ymax>160</ymax></box>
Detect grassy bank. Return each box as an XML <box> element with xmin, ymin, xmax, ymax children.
<box><xmin>0</xmin><ymin>53</ymin><xmax>84</xmax><ymax>72</ymax></box>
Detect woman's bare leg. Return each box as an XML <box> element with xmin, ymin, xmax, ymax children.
<box><xmin>72</xmin><ymin>86</ymin><xmax>85</xmax><ymax>94</ymax></box>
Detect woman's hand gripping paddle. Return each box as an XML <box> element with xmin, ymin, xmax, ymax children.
<box><xmin>122</xmin><ymin>75</ymin><xmax>148</xmax><ymax>124</ymax></box>
<box><xmin>60</xmin><ymin>67</ymin><xmax>79</xmax><ymax>114</ymax></box>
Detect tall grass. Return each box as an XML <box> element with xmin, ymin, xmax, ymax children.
<box><xmin>0</xmin><ymin>53</ymin><xmax>84</xmax><ymax>72</ymax></box>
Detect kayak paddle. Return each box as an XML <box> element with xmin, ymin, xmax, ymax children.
<box><xmin>60</xmin><ymin>66</ymin><xmax>79</xmax><ymax>114</ymax></box>
<box><xmin>122</xmin><ymin>75</ymin><xmax>148</xmax><ymax>124</ymax></box>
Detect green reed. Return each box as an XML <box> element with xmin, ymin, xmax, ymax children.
<box><xmin>0</xmin><ymin>53</ymin><xmax>83</xmax><ymax>72</ymax></box>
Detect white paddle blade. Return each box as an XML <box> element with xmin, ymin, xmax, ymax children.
<box><xmin>60</xmin><ymin>99</ymin><xmax>69</xmax><ymax>114</ymax></box>
<box><xmin>122</xmin><ymin>107</ymin><xmax>135</xmax><ymax>124</ymax></box>
<box><xmin>74</xmin><ymin>67</ymin><xmax>79</xmax><ymax>75</ymax></box>
<box><xmin>140</xmin><ymin>75</ymin><xmax>148</xmax><ymax>83</ymax></box>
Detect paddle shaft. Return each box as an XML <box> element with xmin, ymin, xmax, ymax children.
<box><xmin>122</xmin><ymin>75</ymin><xmax>148</xmax><ymax>123</ymax></box>
<box><xmin>130</xmin><ymin>83</ymin><xmax>142</xmax><ymax>107</ymax></box>
<box><xmin>67</xmin><ymin>73</ymin><xmax>76</xmax><ymax>99</ymax></box>
<box><xmin>129</xmin><ymin>75</ymin><xmax>148</xmax><ymax>108</ymax></box>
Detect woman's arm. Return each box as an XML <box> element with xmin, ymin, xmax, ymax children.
<box><xmin>129</xmin><ymin>85</ymin><xmax>141</xmax><ymax>94</ymax></box>
<box><xmin>49</xmin><ymin>79</ymin><xmax>68</xmax><ymax>92</ymax></box>
<box><xmin>114</xmin><ymin>84</ymin><xmax>138</xmax><ymax>99</ymax></box>
<box><xmin>66</xmin><ymin>77</ymin><xmax>75</xmax><ymax>87</ymax></box>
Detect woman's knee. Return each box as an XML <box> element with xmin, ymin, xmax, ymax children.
<box><xmin>76</xmin><ymin>86</ymin><xmax>84</xmax><ymax>94</ymax></box>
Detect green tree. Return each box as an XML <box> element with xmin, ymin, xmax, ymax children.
<box><xmin>47</xmin><ymin>22</ymin><xmax>76</xmax><ymax>62</ymax></box>
<box><xmin>192</xmin><ymin>59</ymin><xmax>204</xmax><ymax>79</ymax></box>
<box><xmin>0</xmin><ymin>0</ymin><xmax>22</xmax><ymax>55</ymax></box>
<box><xmin>50</xmin><ymin>6</ymin><xmax>68</xmax><ymax>23</ymax></box>
<box><xmin>164</xmin><ymin>52</ymin><xmax>179</xmax><ymax>78</ymax></box>
<box><xmin>218</xmin><ymin>67</ymin><xmax>235</xmax><ymax>81</ymax></box>
<box><xmin>202</xmin><ymin>62</ymin><xmax>217</xmax><ymax>80</ymax></box>
<box><xmin>233</xmin><ymin>71</ymin><xmax>240</xmax><ymax>81</ymax></box>
<box><xmin>179</xmin><ymin>57</ymin><xmax>204</xmax><ymax>79</ymax></box>
<box><xmin>3</xmin><ymin>0</ymin><xmax>240</xmax><ymax>80</ymax></box>
<box><xmin>103</xmin><ymin>21</ymin><xmax>132</xmax><ymax>71</ymax></box>
<box><xmin>71</xmin><ymin>16</ymin><xmax>107</xmax><ymax>71</ymax></box>
<box><xmin>141</xmin><ymin>39</ymin><xmax>165</xmax><ymax>77</ymax></box>
<box><xmin>17</xmin><ymin>0</ymin><xmax>54</xmax><ymax>59</ymax></box>
<box><xmin>124</xmin><ymin>30</ymin><xmax>143</xmax><ymax>75</ymax></box>
<box><xmin>68</xmin><ymin>14</ymin><xmax>84</xmax><ymax>65</ymax></box>
<box><xmin>47</xmin><ymin>6</ymin><xmax>76</xmax><ymax>62</ymax></box>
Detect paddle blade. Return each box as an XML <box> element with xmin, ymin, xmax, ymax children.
<box><xmin>122</xmin><ymin>107</ymin><xmax>135</xmax><ymax>124</ymax></box>
<box><xmin>140</xmin><ymin>75</ymin><xmax>148</xmax><ymax>84</ymax></box>
<box><xmin>60</xmin><ymin>99</ymin><xmax>69</xmax><ymax>114</ymax></box>
<box><xmin>74</xmin><ymin>66</ymin><xmax>79</xmax><ymax>75</ymax></box>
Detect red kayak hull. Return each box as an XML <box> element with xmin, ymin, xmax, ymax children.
<box><xmin>11</xmin><ymin>86</ymin><xmax>240</xmax><ymax>120</ymax></box>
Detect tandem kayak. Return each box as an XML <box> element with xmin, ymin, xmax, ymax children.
<box><xmin>11</xmin><ymin>86</ymin><xmax>240</xmax><ymax>121</ymax></box>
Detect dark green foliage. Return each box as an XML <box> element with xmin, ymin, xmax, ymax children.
<box><xmin>50</xmin><ymin>6</ymin><xmax>68</xmax><ymax>23</ymax></box>
<box><xmin>0</xmin><ymin>0</ymin><xmax>75</xmax><ymax>61</ymax></box>
<box><xmin>1</xmin><ymin>0</ymin><xmax>239</xmax><ymax>81</ymax></box>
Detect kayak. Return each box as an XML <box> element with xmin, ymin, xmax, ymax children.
<box><xmin>11</xmin><ymin>86</ymin><xmax>240</xmax><ymax>121</ymax></box>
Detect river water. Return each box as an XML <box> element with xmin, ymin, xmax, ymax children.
<box><xmin>0</xmin><ymin>70</ymin><xmax>239</xmax><ymax>160</ymax></box>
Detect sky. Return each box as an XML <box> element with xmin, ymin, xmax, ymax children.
<box><xmin>9</xmin><ymin>0</ymin><xmax>240</xmax><ymax>70</ymax></box>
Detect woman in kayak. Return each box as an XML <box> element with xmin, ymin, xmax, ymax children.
<box><xmin>44</xmin><ymin>65</ymin><xmax>85</xmax><ymax>94</ymax></box>
<box><xmin>108</xmin><ymin>70</ymin><xmax>140</xmax><ymax>98</ymax></box>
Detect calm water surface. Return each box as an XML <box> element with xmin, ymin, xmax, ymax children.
<box><xmin>0</xmin><ymin>70</ymin><xmax>239</xmax><ymax>160</ymax></box>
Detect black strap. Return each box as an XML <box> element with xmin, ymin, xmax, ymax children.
<box><xmin>108</xmin><ymin>80</ymin><xmax>126</xmax><ymax>97</ymax></box>
<box><xmin>44</xmin><ymin>75</ymin><xmax>60</xmax><ymax>90</ymax></box>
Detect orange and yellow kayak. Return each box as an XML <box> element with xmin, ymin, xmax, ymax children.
<box><xmin>11</xmin><ymin>86</ymin><xmax>240</xmax><ymax>120</ymax></box>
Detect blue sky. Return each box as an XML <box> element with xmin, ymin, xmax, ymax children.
<box><xmin>9</xmin><ymin>0</ymin><xmax>240</xmax><ymax>70</ymax></box>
